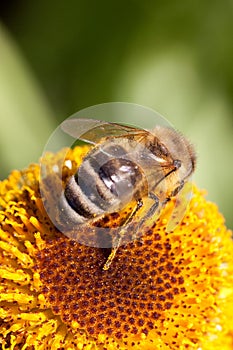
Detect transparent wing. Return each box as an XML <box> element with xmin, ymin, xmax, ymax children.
<box><xmin>61</xmin><ymin>118</ymin><xmax>146</xmax><ymax>145</ymax></box>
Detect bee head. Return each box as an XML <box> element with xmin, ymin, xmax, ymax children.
<box><xmin>151</xmin><ymin>126</ymin><xmax>196</xmax><ymax>182</ymax></box>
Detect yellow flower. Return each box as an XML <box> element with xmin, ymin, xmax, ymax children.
<box><xmin>0</xmin><ymin>146</ymin><xmax>233</xmax><ymax>350</ymax></box>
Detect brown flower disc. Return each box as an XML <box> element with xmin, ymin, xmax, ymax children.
<box><xmin>35</xmin><ymin>225</ymin><xmax>185</xmax><ymax>341</ymax></box>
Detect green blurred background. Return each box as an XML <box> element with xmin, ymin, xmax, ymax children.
<box><xmin>0</xmin><ymin>1</ymin><xmax>232</xmax><ymax>228</ymax></box>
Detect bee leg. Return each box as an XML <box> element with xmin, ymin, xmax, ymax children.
<box><xmin>161</xmin><ymin>180</ymin><xmax>184</xmax><ymax>207</ymax></box>
<box><xmin>145</xmin><ymin>192</ymin><xmax>160</xmax><ymax>218</ymax></box>
<box><xmin>132</xmin><ymin>193</ymin><xmax>159</xmax><ymax>241</ymax></box>
<box><xmin>103</xmin><ymin>200</ymin><xmax>143</xmax><ymax>271</ymax></box>
<box><xmin>170</xmin><ymin>180</ymin><xmax>184</xmax><ymax>198</ymax></box>
<box><xmin>102</xmin><ymin>246</ymin><xmax>118</xmax><ymax>271</ymax></box>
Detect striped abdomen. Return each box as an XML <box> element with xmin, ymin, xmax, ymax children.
<box><xmin>59</xmin><ymin>144</ymin><xmax>144</xmax><ymax>225</ymax></box>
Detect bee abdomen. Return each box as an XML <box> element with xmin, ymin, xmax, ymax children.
<box><xmin>65</xmin><ymin>176</ymin><xmax>105</xmax><ymax>218</ymax></box>
<box><xmin>58</xmin><ymin>192</ymin><xmax>85</xmax><ymax>224</ymax></box>
<box><xmin>78</xmin><ymin>158</ymin><xmax>118</xmax><ymax>205</ymax></box>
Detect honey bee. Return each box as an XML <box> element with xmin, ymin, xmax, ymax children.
<box><xmin>58</xmin><ymin>118</ymin><xmax>196</xmax><ymax>270</ymax></box>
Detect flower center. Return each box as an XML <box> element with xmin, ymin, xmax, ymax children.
<box><xmin>35</xmin><ymin>229</ymin><xmax>185</xmax><ymax>340</ymax></box>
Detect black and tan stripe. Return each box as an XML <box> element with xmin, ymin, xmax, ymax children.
<box><xmin>59</xmin><ymin>141</ymin><xmax>142</xmax><ymax>225</ymax></box>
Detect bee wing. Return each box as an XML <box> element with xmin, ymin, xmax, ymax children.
<box><xmin>61</xmin><ymin>118</ymin><xmax>145</xmax><ymax>145</ymax></box>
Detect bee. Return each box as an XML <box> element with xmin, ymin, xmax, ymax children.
<box><xmin>58</xmin><ymin>118</ymin><xmax>196</xmax><ymax>270</ymax></box>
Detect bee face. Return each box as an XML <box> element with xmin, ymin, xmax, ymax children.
<box><xmin>148</xmin><ymin>126</ymin><xmax>196</xmax><ymax>197</ymax></box>
<box><xmin>40</xmin><ymin>114</ymin><xmax>196</xmax><ymax>269</ymax></box>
